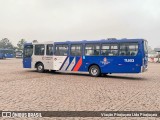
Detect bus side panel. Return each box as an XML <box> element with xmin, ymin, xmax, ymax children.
<box><xmin>82</xmin><ymin>56</ymin><xmax>103</xmax><ymax>72</ymax></box>
<box><xmin>100</xmin><ymin>56</ymin><xmax>141</xmax><ymax>73</ymax></box>
<box><xmin>82</xmin><ymin>41</ymin><xmax>143</xmax><ymax>73</ymax></box>
<box><xmin>73</xmin><ymin>56</ymin><xmax>83</xmax><ymax>71</ymax></box>
<box><xmin>82</xmin><ymin>56</ymin><xmax>119</xmax><ymax>73</ymax></box>
<box><xmin>63</xmin><ymin>56</ymin><xmax>83</xmax><ymax>71</ymax></box>
<box><xmin>82</xmin><ymin>56</ymin><xmax>142</xmax><ymax>73</ymax></box>
<box><xmin>66</xmin><ymin>56</ymin><xmax>75</xmax><ymax>71</ymax></box>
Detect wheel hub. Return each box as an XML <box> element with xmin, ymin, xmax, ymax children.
<box><xmin>38</xmin><ymin>65</ymin><xmax>42</xmax><ymax>70</ymax></box>
<box><xmin>91</xmin><ymin>68</ymin><xmax>98</xmax><ymax>75</ymax></box>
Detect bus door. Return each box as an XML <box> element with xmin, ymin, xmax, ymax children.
<box><xmin>45</xmin><ymin>44</ymin><xmax>54</xmax><ymax>70</ymax></box>
<box><xmin>23</xmin><ymin>44</ymin><xmax>33</xmax><ymax>68</ymax></box>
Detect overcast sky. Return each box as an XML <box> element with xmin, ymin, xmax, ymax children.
<box><xmin>0</xmin><ymin>0</ymin><xmax>160</xmax><ymax>48</ymax></box>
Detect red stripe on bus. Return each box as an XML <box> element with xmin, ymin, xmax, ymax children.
<box><xmin>73</xmin><ymin>57</ymin><xmax>82</xmax><ymax>71</ymax></box>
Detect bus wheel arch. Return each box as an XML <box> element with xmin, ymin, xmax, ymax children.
<box><xmin>88</xmin><ymin>64</ymin><xmax>101</xmax><ymax>77</ymax></box>
<box><xmin>35</xmin><ymin>62</ymin><xmax>44</xmax><ymax>73</ymax></box>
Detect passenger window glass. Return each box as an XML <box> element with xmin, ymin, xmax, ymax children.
<box><xmin>85</xmin><ymin>44</ymin><xmax>100</xmax><ymax>56</ymax></box>
<box><xmin>35</xmin><ymin>45</ymin><xmax>45</xmax><ymax>55</ymax></box>
<box><xmin>119</xmin><ymin>43</ymin><xmax>138</xmax><ymax>56</ymax></box>
<box><xmin>101</xmin><ymin>44</ymin><xmax>118</xmax><ymax>56</ymax></box>
<box><xmin>71</xmin><ymin>44</ymin><xmax>82</xmax><ymax>56</ymax></box>
<box><xmin>111</xmin><ymin>44</ymin><xmax>118</xmax><ymax>49</ymax></box>
<box><xmin>46</xmin><ymin>44</ymin><xmax>53</xmax><ymax>55</ymax></box>
<box><xmin>102</xmin><ymin>45</ymin><xmax>110</xmax><ymax>49</ymax></box>
<box><xmin>55</xmin><ymin>44</ymin><xmax>68</xmax><ymax>56</ymax></box>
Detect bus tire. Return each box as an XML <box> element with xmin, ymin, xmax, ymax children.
<box><xmin>36</xmin><ymin>63</ymin><xmax>44</xmax><ymax>73</ymax></box>
<box><xmin>89</xmin><ymin>65</ymin><xmax>101</xmax><ymax>77</ymax></box>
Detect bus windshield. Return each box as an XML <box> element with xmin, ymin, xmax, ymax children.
<box><xmin>144</xmin><ymin>41</ymin><xmax>148</xmax><ymax>54</ymax></box>
<box><xmin>24</xmin><ymin>45</ymin><xmax>33</xmax><ymax>57</ymax></box>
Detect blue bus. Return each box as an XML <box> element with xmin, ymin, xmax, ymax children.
<box><xmin>0</xmin><ymin>50</ymin><xmax>5</xmax><ymax>59</ymax></box>
<box><xmin>23</xmin><ymin>39</ymin><xmax>148</xmax><ymax>77</ymax></box>
<box><xmin>0</xmin><ymin>49</ymin><xmax>15</xmax><ymax>59</ymax></box>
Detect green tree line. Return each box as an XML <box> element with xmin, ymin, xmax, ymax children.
<box><xmin>0</xmin><ymin>38</ymin><xmax>26</xmax><ymax>50</ymax></box>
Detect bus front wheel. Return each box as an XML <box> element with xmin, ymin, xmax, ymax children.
<box><xmin>89</xmin><ymin>65</ymin><xmax>101</xmax><ymax>77</ymax></box>
<box><xmin>36</xmin><ymin>63</ymin><xmax>44</xmax><ymax>73</ymax></box>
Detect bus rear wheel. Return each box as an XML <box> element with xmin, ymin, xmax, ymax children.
<box><xmin>89</xmin><ymin>65</ymin><xmax>101</xmax><ymax>77</ymax></box>
<box><xmin>36</xmin><ymin>63</ymin><xmax>44</xmax><ymax>73</ymax></box>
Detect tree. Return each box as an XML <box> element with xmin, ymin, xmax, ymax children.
<box><xmin>17</xmin><ymin>39</ymin><xmax>26</xmax><ymax>50</ymax></box>
<box><xmin>0</xmin><ymin>38</ymin><xmax>14</xmax><ymax>49</ymax></box>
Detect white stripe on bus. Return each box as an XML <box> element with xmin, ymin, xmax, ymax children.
<box><xmin>67</xmin><ymin>57</ymin><xmax>76</xmax><ymax>71</ymax></box>
<box><xmin>61</xmin><ymin>57</ymin><xmax>70</xmax><ymax>70</ymax></box>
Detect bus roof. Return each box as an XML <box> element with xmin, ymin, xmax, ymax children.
<box><xmin>54</xmin><ymin>38</ymin><xmax>145</xmax><ymax>44</ymax></box>
<box><xmin>24</xmin><ymin>38</ymin><xmax>146</xmax><ymax>45</ymax></box>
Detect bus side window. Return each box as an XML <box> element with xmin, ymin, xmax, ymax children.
<box><xmin>85</xmin><ymin>44</ymin><xmax>100</xmax><ymax>56</ymax></box>
<box><xmin>110</xmin><ymin>44</ymin><xmax>118</xmax><ymax>56</ymax></box>
<box><xmin>119</xmin><ymin>43</ymin><xmax>138</xmax><ymax>56</ymax></box>
<box><xmin>129</xmin><ymin>43</ymin><xmax>138</xmax><ymax>56</ymax></box>
<box><xmin>101</xmin><ymin>44</ymin><xmax>109</xmax><ymax>56</ymax></box>
<box><xmin>55</xmin><ymin>44</ymin><xmax>68</xmax><ymax>56</ymax></box>
<box><xmin>46</xmin><ymin>44</ymin><xmax>53</xmax><ymax>55</ymax></box>
<box><xmin>35</xmin><ymin>44</ymin><xmax>45</xmax><ymax>55</ymax></box>
<box><xmin>71</xmin><ymin>44</ymin><xmax>82</xmax><ymax>56</ymax></box>
<box><xmin>101</xmin><ymin>44</ymin><xmax>118</xmax><ymax>56</ymax></box>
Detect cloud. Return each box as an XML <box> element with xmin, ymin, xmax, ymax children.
<box><xmin>0</xmin><ymin>0</ymin><xmax>160</xmax><ymax>48</ymax></box>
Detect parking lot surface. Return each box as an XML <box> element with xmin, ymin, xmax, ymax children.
<box><xmin>0</xmin><ymin>58</ymin><xmax>160</xmax><ymax>120</ymax></box>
